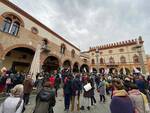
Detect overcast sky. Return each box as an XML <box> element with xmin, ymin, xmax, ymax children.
<box><xmin>10</xmin><ymin>0</ymin><xmax>150</xmax><ymax>53</ymax></box>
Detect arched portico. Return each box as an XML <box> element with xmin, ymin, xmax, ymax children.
<box><xmin>42</xmin><ymin>56</ymin><xmax>60</xmax><ymax>73</ymax></box>
<box><xmin>2</xmin><ymin>47</ymin><xmax>35</xmax><ymax>72</ymax></box>
<box><xmin>73</xmin><ymin>62</ymin><xmax>80</xmax><ymax>73</ymax></box>
<box><xmin>80</xmin><ymin>64</ymin><xmax>89</xmax><ymax>73</ymax></box>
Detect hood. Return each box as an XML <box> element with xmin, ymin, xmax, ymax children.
<box><xmin>113</xmin><ymin>89</ymin><xmax>128</xmax><ymax>97</ymax></box>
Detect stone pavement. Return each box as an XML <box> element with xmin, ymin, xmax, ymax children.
<box><xmin>24</xmin><ymin>89</ymin><xmax>111</xmax><ymax>113</ymax></box>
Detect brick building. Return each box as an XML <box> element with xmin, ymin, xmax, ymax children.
<box><xmin>0</xmin><ymin>1</ymin><xmax>89</xmax><ymax>73</ymax></box>
<box><xmin>83</xmin><ymin>37</ymin><xmax>148</xmax><ymax>75</ymax></box>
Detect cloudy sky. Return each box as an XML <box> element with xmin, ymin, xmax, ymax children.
<box><xmin>10</xmin><ymin>0</ymin><xmax>150</xmax><ymax>53</ymax></box>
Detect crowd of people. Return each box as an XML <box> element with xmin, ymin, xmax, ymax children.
<box><xmin>0</xmin><ymin>66</ymin><xmax>150</xmax><ymax>113</ymax></box>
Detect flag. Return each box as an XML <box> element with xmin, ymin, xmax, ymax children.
<box><xmin>30</xmin><ymin>44</ymin><xmax>41</xmax><ymax>82</ymax></box>
<box><xmin>90</xmin><ymin>68</ymin><xmax>93</xmax><ymax>73</ymax></box>
<box><xmin>84</xmin><ymin>67</ymin><xmax>87</xmax><ymax>72</ymax></box>
<box><xmin>133</xmin><ymin>67</ymin><xmax>140</xmax><ymax>73</ymax></box>
<box><xmin>104</xmin><ymin>68</ymin><xmax>109</xmax><ymax>74</ymax></box>
<box><xmin>123</xmin><ymin>66</ymin><xmax>126</xmax><ymax>75</ymax></box>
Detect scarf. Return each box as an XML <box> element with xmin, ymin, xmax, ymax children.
<box><xmin>128</xmin><ymin>89</ymin><xmax>141</xmax><ymax>95</ymax></box>
<box><xmin>113</xmin><ymin>89</ymin><xmax>128</xmax><ymax>97</ymax></box>
<box><xmin>129</xmin><ymin>89</ymin><xmax>150</xmax><ymax>112</ymax></box>
<box><xmin>140</xmin><ymin>92</ymin><xmax>150</xmax><ymax>112</ymax></box>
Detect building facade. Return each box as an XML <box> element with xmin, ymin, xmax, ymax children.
<box><xmin>86</xmin><ymin>37</ymin><xmax>148</xmax><ymax>74</ymax></box>
<box><xmin>0</xmin><ymin>1</ymin><xmax>88</xmax><ymax>73</ymax></box>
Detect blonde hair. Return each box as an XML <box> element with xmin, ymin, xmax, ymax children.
<box><xmin>11</xmin><ymin>84</ymin><xmax>24</xmax><ymax>96</ymax></box>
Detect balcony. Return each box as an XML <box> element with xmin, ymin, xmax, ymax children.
<box><xmin>41</xmin><ymin>44</ymin><xmax>50</xmax><ymax>53</ymax></box>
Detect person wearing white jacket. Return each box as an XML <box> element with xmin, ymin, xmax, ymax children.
<box><xmin>0</xmin><ymin>84</ymin><xmax>24</xmax><ymax>113</ymax></box>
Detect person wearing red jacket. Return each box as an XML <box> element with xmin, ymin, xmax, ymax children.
<box><xmin>49</xmin><ymin>74</ymin><xmax>55</xmax><ymax>88</ymax></box>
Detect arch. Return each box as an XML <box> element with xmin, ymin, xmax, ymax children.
<box><xmin>42</xmin><ymin>54</ymin><xmax>61</xmax><ymax>65</ymax></box>
<box><xmin>133</xmin><ymin>54</ymin><xmax>139</xmax><ymax>63</ymax></box>
<box><xmin>2</xmin><ymin>12</ymin><xmax>24</xmax><ymax>27</ymax></box>
<box><xmin>80</xmin><ymin>64</ymin><xmax>89</xmax><ymax>73</ymax></box>
<box><xmin>109</xmin><ymin>57</ymin><xmax>115</xmax><ymax>64</ymax></box>
<box><xmin>92</xmin><ymin>68</ymin><xmax>97</xmax><ymax>73</ymax></box>
<box><xmin>71</xmin><ymin>49</ymin><xmax>75</xmax><ymax>58</ymax></box>
<box><xmin>2</xmin><ymin>47</ymin><xmax>35</xmax><ymax>73</ymax></box>
<box><xmin>99</xmin><ymin>68</ymin><xmax>105</xmax><ymax>74</ymax></box>
<box><xmin>43</xmin><ymin>56</ymin><xmax>60</xmax><ymax>73</ymax></box>
<box><xmin>120</xmin><ymin>56</ymin><xmax>126</xmax><ymax>64</ymax></box>
<box><xmin>109</xmin><ymin>68</ymin><xmax>118</xmax><ymax>74</ymax></box>
<box><xmin>63</xmin><ymin>60</ymin><xmax>71</xmax><ymax>69</ymax></box>
<box><xmin>73</xmin><ymin>62</ymin><xmax>79</xmax><ymax>73</ymax></box>
<box><xmin>60</xmin><ymin>43</ymin><xmax>66</xmax><ymax>54</ymax></box>
<box><xmin>2</xmin><ymin>44</ymin><xmax>35</xmax><ymax>60</ymax></box>
<box><xmin>91</xmin><ymin>59</ymin><xmax>95</xmax><ymax>64</ymax></box>
<box><xmin>100</xmin><ymin>58</ymin><xmax>105</xmax><ymax>64</ymax></box>
<box><xmin>120</xmin><ymin>67</ymin><xmax>130</xmax><ymax>75</ymax></box>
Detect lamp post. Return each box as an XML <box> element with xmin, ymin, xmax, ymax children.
<box><xmin>135</xmin><ymin>37</ymin><xmax>146</xmax><ymax>74</ymax></box>
<box><xmin>95</xmin><ymin>48</ymin><xmax>99</xmax><ymax>73</ymax></box>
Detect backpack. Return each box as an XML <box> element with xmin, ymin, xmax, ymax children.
<box><xmin>39</xmin><ymin>89</ymin><xmax>51</xmax><ymax>101</ymax></box>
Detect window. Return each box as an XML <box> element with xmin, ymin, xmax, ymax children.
<box><xmin>109</xmin><ymin>50</ymin><xmax>113</xmax><ymax>53</ymax></box>
<box><xmin>120</xmin><ymin>56</ymin><xmax>126</xmax><ymax>64</ymax></box>
<box><xmin>92</xmin><ymin>53</ymin><xmax>94</xmax><ymax>56</ymax></box>
<box><xmin>1</xmin><ymin>13</ymin><xmax>23</xmax><ymax>36</ymax></box>
<box><xmin>100</xmin><ymin>58</ymin><xmax>105</xmax><ymax>64</ymax></box>
<box><xmin>91</xmin><ymin>59</ymin><xmax>95</xmax><ymax>64</ymax></box>
<box><xmin>10</xmin><ymin>21</ymin><xmax>20</xmax><ymax>36</ymax></box>
<box><xmin>100</xmin><ymin>52</ymin><xmax>103</xmax><ymax>55</ymax></box>
<box><xmin>83</xmin><ymin>59</ymin><xmax>87</xmax><ymax>63</ymax></box>
<box><xmin>109</xmin><ymin>57</ymin><xmax>115</xmax><ymax>64</ymax></box>
<box><xmin>119</xmin><ymin>48</ymin><xmax>124</xmax><ymax>52</ymax></box>
<box><xmin>133</xmin><ymin>54</ymin><xmax>139</xmax><ymax>63</ymax></box>
<box><xmin>2</xmin><ymin>17</ymin><xmax>12</xmax><ymax>33</ymax></box>
<box><xmin>31</xmin><ymin>27</ymin><xmax>38</xmax><ymax>34</ymax></box>
<box><xmin>60</xmin><ymin>43</ymin><xmax>66</xmax><ymax>54</ymax></box>
<box><xmin>71</xmin><ymin>49</ymin><xmax>75</xmax><ymax>58</ymax></box>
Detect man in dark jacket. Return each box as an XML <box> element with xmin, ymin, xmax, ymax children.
<box><xmin>23</xmin><ymin>74</ymin><xmax>34</xmax><ymax>105</ymax></box>
<box><xmin>71</xmin><ymin>74</ymin><xmax>82</xmax><ymax>112</ymax></box>
<box><xmin>63</xmin><ymin>76</ymin><xmax>72</xmax><ymax>112</ymax></box>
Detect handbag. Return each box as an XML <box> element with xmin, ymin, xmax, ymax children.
<box><xmin>83</xmin><ymin>83</ymin><xmax>92</xmax><ymax>92</ymax></box>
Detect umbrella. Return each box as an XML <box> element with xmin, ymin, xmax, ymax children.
<box><xmin>30</xmin><ymin>44</ymin><xmax>41</xmax><ymax>81</ymax></box>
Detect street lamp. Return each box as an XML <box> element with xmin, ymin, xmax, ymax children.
<box><xmin>95</xmin><ymin>48</ymin><xmax>99</xmax><ymax>73</ymax></box>
<box><xmin>134</xmin><ymin>37</ymin><xmax>146</xmax><ymax>74</ymax></box>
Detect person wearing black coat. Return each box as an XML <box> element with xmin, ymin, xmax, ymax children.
<box><xmin>33</xmin><ymin>79</ymin><xmax>56</xmax><ymax>113</ymax></box>
<box><xmin>63</xmin><ymin>76</ymin><xmax>72</xmax><ymax>112</ymax></box>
